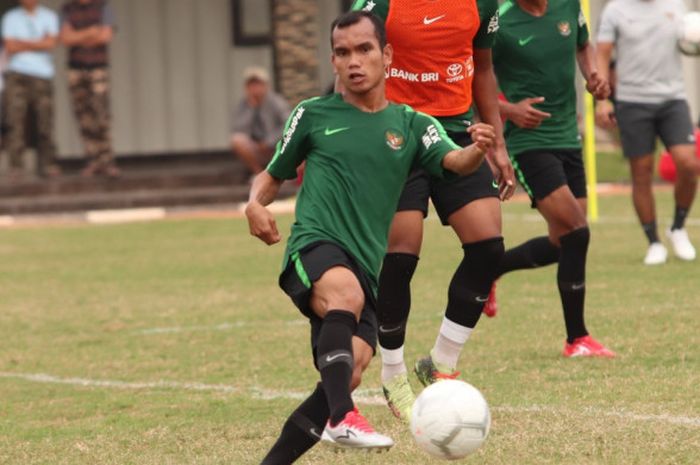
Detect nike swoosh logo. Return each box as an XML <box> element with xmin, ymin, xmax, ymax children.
<box><xmin>324</xmin><ymin>127</ymin><xmax>350</xmax><ymax>136</ymax></box>
<box><xmin>325</xmin><ymin>353</ymin><xmax>351</xmax><ymax>362</ymax></box>
<box><xmin>476</xmin><ymin>296</ymin><xmax>489</xmax><ymax>303</ymax></box>
<box><xmin>518</xmin><ymin>36</ymin><xmax>534</xmax><ymax>46</ymax></box>
<box><xmin>571</xmin><ymin>282</ymin><xmax>585</xmax><ymax>291</ymax></box>
<box><xmin>310</xmin><ymin>428</ymin><xmax>321</xmax><ymax>439</ymax></box>
<box><xmin>379</xmin><ymin>325</ymin><xmax>402</xmax><ymax>334</ymax></box>
<box><xmin>423</xmin><ymin>14</ymin><xmax>446</xmax><ymax>25</ymax></box>
<box><xmin>491</xmin><ymin>180</ymin><xmax>499</xmax><ymax>189</ymax></box>
<box><xmin>337</xmin><ymin>429</ymin><xmax>357</xmax><ymax>440</ymax></box>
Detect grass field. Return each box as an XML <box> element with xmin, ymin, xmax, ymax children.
<box><xmin>1</xmin><ymin>191</ymin><xmax>699</xmax><ymax>464</ymax></box>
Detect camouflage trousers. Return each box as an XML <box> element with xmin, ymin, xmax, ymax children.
<box><xmin>3</xmin><ymin>71</ymin><xmax>58</xmax><ymax>170</ymax></box>
<box><xmin>68</xmin><ymin>68</ymin><xmax>114</xmax><ymax>166</ymax></box>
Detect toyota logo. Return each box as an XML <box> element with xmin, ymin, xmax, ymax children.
<box><xmin>447</xmin><ymin>63</ymin><xmax>463</xmax><ymax>77</ymax></box>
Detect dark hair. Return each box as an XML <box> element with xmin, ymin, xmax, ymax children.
<box><xmin>330</xmin><ymin>10</ymin><xmax>387</xmax><ymax>49</ymax></box>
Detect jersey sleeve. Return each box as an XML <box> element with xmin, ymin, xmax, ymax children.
<box><xmin>596</xmin><ymin>3</ymin><xmax>618</xmax><ymax>44</ymax></box>
<box><xmin>410</xmin><ymin>111</ymin><xmax>461</xmax><ymax>178</ymax></box>
<box><xmin>350</xmin><ymin>0</ymin><xmax>389</xmax><ymax>22</ymax></box>
<box><xmin>474</xmin><ymin>0</ymin><xmax>500</xmax><ymax>49</ymax></box>
<box><xmin>574</xmin><ymin>1</ymin><xmax>589</xmax><ymax>47</ymax></box>
<box><xmin>266</xmin><ymin>102</ymin><xmax>312</xmax><ymax>180</ymax></box>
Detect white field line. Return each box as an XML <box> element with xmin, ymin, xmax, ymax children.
<box><xmin>0</xmin><ymin>216</ymin><xmax>15</xmax><ymax>226</ymax></box>
<box><xmin>86</xmin><ymin>208</ymin><xmax>166</xmax><ymax>225</ymax></box>
<box><xmin>1</xmin><ymin>372</ymin><xmax>699</xmax><ymax>428</ymax></box>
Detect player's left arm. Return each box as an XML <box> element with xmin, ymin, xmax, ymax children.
<box><xmin>576</xmin><ymin>42</ymin><xmax>610</xmax><ymax>101</ymax></box>
<box><xmin>574</xmin><ymin>2</ymin><xmax>610</xmax><ymax>101</ymax></box>
<box><xmin>472</xmin><ymin>0</ymin><xmax>515</xmax><ymax>199</ymax></box>
<box><xmin>442</xmin><ymin>123</ymin><xmax>495</xmax><ymax>175</ymax></box>
<box><xmin>473</xmin><ymin>47</ymin><xmax>515</xmax><ymax>200</ymax></box>
<box><xmin>413</xmin><ymin>112</ymin><xmax>493</xmax><ymax>176</ymax></box>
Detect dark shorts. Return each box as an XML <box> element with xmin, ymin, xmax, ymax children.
<box><xmin>615</xmin><ymin>99</ymin><xmax>695</xmax><ymax>158</ymax></box>
<box><xmin>278</xmin><ymin>241</ymin><xmax>378</xmax><ymax>362</ymax></box>
<box><xmin>512</xmin><ymin>149</ymin><xmax>587</xmax><ymax>208</ymax></box>
<box><xmin>396</xmin><ymin>130</ymin><xmax>499</xmax><ymax>225</ymax></box>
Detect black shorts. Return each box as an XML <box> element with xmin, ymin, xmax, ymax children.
<box><xmin>615</xmin><ymin>99</ymin><xmax>695</xmax><ymax>158</ymax></box>
<box><xmin>396</xmin><ymin>130</ymin><xmax>499</xmax><ymax>225</ymax></box>
<box><xmin>512</xmin><ymin>149</ymin><xmax>587</xmax><ymax>208</ymax></box>
<box><xmin>278</xmin><ymin>241</ymin><xmax>378</xmax><ymax>363</ymax></box>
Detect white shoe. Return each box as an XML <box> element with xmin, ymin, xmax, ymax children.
<box><xmin>644</xmin><ymin>242</ymin><xmax>668</xmax><ymax>265</ymax></box>
<box><xmin>325</xmin><ymin>407</ymin><xmax>394</xmax><ymax>450</ymax></box>
<box><xmin>666</xmin><ymin>228</ymin><xmax>697</xmax><ymax>261</ymax></box>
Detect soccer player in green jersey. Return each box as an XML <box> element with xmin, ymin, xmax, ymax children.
<box><xmin>247</xmin><ymin>11</ymin><xmax>495</xmax><ymax>463</ymax></box>
<box><xmin>487</xmin><ymin>0</ymin><xmax>616</xmax><ymax>357</ymax></box>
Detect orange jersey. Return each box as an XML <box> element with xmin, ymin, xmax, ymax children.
<box><xmin>385</xmin><ymin>0</ymin><xmax>480</xmax><ymax>116</ymax></box>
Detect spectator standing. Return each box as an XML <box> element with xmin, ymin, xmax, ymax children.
<box><xmin>596</xmin><ymin>0</ymin><xmax>699</xmax><ymax>265</ymax></box>
<box><xmin>1</xmin><ymin>0</ymin><xmax>59</xmax><ymax>181</ymax></box>
<box><xmin>60</xmin><ymin>0</ymin><xmax>119</xmax><ymax>178</ymax></box>
<box><xmin>231</xmin><ymin>67</ymin><xmax>290</xmax><ymax>177</ymax></box>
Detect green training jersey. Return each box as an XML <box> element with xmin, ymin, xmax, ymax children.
<box><xmin>351</xmin><ymin>0</ymin><xmax>499</xmax><ymax>132</ymax></box>
<box><xmin>493</xmin><ymin>0</ymin><xmax>589</xmax><ymax>157</ymax></box>
<box><xmin>267</xmin><ymin>93</ymin><xmax>459</xmax><ymax>291</ymax></box>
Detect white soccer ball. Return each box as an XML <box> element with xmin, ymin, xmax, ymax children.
<box><xmin>679</xmin><ymin>11</ymin><xmax>700</xmax><ymax>56</ymax></box>
<box><xmin>410</xmin><ymin>379</ymin><xmax>490</xmax><ymax>460</ymax></box>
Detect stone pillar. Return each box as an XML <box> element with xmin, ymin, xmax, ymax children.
<box><xmin>271</xmin><ymin>0</ymin><xmax>321</xmax><ymax>105</ymax></box>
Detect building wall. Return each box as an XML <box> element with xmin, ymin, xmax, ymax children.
<box><xmin>20</xmin><ymin>0</ymin><xmax>700</xmax><ymax>158</ymax></box>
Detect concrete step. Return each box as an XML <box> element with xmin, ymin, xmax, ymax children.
<box><xmin>0</xmin><ymin>152</ymin><xmax>296</xmax><ymax>215</ymax></box>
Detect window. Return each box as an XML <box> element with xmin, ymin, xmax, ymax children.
<box><xmin>232</xmin><ymin>0</ymin><xmax>272</xmax><ymax>46</ymax></box>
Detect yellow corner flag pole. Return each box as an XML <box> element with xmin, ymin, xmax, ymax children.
<box><xmin>581</xmin><ymin>0</ymin><xmax>599</xmax><ymax>222</ymax></box>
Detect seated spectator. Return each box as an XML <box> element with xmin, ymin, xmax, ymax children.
<box><xmin>231</xmin><ymin>67</ymin><xmax>289</xmax><ymax>177</ymax></box>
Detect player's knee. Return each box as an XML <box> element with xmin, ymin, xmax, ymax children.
<box><xmin>560</xmin><ymin>226</ymin><xmax>590</xmax><ymax>251</ymax></box>
<box><xmin>335</xmin><ymin>287</ymin><xmax>365</xmax><ymax>314</ymax></box>
<box><xmin>462</xmin><ymin>236</ymin><xmax>505</xmax><ymax>275</ymax></box>
<box><xmin>674</xmin><ymin>157</ymin><xmax>700</xmax><ymax>180</ymax></box>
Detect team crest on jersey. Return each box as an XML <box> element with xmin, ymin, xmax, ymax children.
<box><xmin>558</xmin><ymin>21</ymin><xmax>571</xmax><ymax>37</ymax></box>
<box><xmin>385</xmin><ymin>130</ymin><xmax>405</xmax><ymax>151</ymax></box>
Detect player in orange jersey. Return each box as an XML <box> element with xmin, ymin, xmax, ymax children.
<box><xmin>350</xmin><ymin>0</ymin><xmax>515</xmax><ymax>423</ymax></box>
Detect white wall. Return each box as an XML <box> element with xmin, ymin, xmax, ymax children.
<box><xmin>41</xmin><ymin>0</ymin><xmax>700</xmax><ymax>158</ymax></box>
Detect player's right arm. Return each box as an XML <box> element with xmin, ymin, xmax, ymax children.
<box><xmin>246</xmin><ymin>172</ymin><xmax>283</xmax><ymax>245</ymax></box>
<box><xmin>245</xmin><ymin>101</ymin><xmax>312</xmax><ymax>245</ymax></box>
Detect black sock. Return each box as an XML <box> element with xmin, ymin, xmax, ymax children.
<box><xmin>558</xmin><ymin>227</ymin><xmax>590</xmax><ymax>343</ymax></box>
<box><xmin>497</xmin><ymin>236</ymin><xmax>560</xmax><ymax>277</ymax></box>
<box><xmin>376</xmin><ymin>253</ymin><xmax>419</xmax><ymax>350</ymax></box>
<box><xmin>317</xmin><ymin>310</ymin><xmax>356</xmax><ymax>425</ymax></box>
<box><xmin>260</xmin><ymin>383</ymin><xmax>329</xmax><ymax>465</ymax></box>
<box><xmin>642</xmin><ymin>221</ymin><xmax>660</xmax><ymax>244</ymax></box>
<box><xmin>445</xmin><ymin>237</ymin><xmax>504</xmax><ymax>328</ymax></box>
<box><xmin>672</xmin><ymin>207</ymin><xmax>690</xmax><ymax>231</ymax></box>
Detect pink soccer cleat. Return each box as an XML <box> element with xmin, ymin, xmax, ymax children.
<box><xmin>563</xmin><ymin>335</ymin><xmax>616</xmax><ymax>358</ymax></box>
